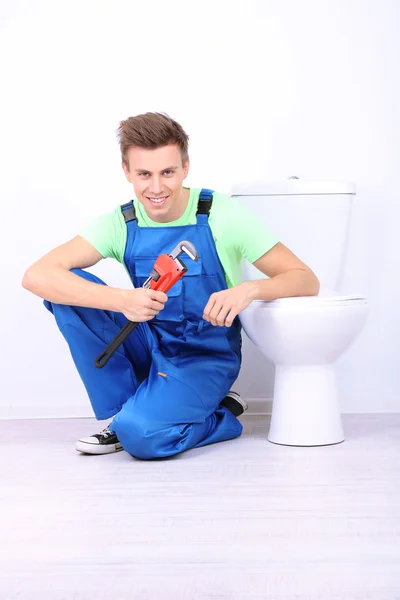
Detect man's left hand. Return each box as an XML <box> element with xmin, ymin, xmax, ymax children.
<box><xmin>202</xmin><ymin>282</ymin><xmax>255</xmax><ymax>327</ymax></box>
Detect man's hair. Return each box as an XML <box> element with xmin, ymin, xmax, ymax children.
<box><xmin>117</xmin><ymin>112</ymin><xmax>189</xmax><ymax>168</ymax></box>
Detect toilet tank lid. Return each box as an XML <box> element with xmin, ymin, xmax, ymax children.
<box><xmin>231</xmin><ymin>180</ymin><xmax>356</xmax><ymax>196</ymax></box>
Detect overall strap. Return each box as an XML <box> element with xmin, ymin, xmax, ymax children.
<box><xmin>121</xmin><ymin>200</ymin><xmax>136</xmax><ymax>223</ymax></box>
<box><xmin>196</xmin><ymin>188</ymin><xmax>214</xmax><ymax>222</ymax></box>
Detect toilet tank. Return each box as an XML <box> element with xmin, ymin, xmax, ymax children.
<box><xmin>231</xmin><ymin>179</ymin><xmax>356</xmax><ymax>290</ymax></box>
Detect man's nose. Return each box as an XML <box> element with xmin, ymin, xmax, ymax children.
<box><xmin>149</xmin><ymin>176</ymin><xmax>162</xmax><ymax>195</ymax></box>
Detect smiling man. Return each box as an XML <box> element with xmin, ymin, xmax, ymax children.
<box><xmin>22</xmin><ymin>112</ymin><xmax>319</xmax><ymax>460</ymax></box>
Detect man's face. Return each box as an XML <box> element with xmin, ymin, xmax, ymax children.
<box><xmin>122</xmin><ymin>144</ymin><xmax>190</xmax><ymax>222</ymax></box>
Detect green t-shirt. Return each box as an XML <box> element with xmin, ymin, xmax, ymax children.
<box><xmin>79</xmin><ymin>187</ymin><xmax>279</xmax><ymax>289</ymax></box>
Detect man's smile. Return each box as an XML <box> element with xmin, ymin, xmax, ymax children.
<box><xmin>146</xmin><ymin>195</ymin><xmax>169</xmax><ymax>206</ymax></box>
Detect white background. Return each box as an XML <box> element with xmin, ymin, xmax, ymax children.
<box><xmin>1</xmin><ymin>0</ymin><xmax>399</xmax><ymax>418</ymax></box>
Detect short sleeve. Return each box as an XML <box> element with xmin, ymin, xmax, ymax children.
<box><xmin>78</xmin><ymin>207</ymin><xmax>127</xmax><ymax>263</ymax></box>
<box><xmin>217</xmin><ymin>196</ymin><xmax>279</xmax><ymax>263</ymax></box>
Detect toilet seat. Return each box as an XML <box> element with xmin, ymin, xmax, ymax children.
<box><xmin>254</xmin><ymin>288</ymin><xmax>367</xmax><ymax>308</ymax></box>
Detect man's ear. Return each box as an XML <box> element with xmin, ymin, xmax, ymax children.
<box><xmin>183</xmin><ymin>157</ymin><xmax>190</xmax><ymax>179</ymax></box>
<box><xmin>122</xmin><ymin>160</ymin><xmax>131</xmax><ymax>183</ymax></box>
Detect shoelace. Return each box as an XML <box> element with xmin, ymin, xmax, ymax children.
<box><xmin>100</xmin><ymin>426</ymin><xmax>112</xmax><ymax>438</ymax></box>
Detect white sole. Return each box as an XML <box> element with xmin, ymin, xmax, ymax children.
<box><xmin>226</xmin><ymin>391</ymin><xmax>248</xmax><ymax>412</ymax></box>
<box><xmin>75</xmin><ymin>441</ymin><xmax>123</xmax><ymax>455</ymax></box>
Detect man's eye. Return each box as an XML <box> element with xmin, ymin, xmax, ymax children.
<box><xmin>163</xmin><ymin>170</ymin><xmax>173</xmax><ymax>175</ymax></box>
<box><xmin>139</xmin><ymin>173</ymin><xmax>149</xmax><ymax>177</ymax></box>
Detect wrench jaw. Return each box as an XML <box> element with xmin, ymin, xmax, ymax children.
<box><xmin>169</xmin><ymin>240</ymin><xmax>198</xmax><ymax>262</ymax></box>
<box><xmin>172</xmin><ymin>256</ymin><xmax>188</xmax><ymax>274</ymax></box>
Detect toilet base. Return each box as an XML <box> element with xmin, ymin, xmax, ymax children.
<box><xmin>268</xmin><ymin>363</ymin><xmax>345</xmax><ymax>446</ymax></box>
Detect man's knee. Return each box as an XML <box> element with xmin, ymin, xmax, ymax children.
<box><xmin>112</xmin><ymin>407</ymin><xmax>180</xmax><ymax>460</ymax></box>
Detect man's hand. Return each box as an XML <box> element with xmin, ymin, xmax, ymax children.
<box><xmin>202</xmin><ymin>282</ymin><xmax>255</xmax><ymax>327</ymax></box>
<box><xmin>120</xmin><ymin>288</ymin><xmax>168</xmax><ymax>322</ymax></box>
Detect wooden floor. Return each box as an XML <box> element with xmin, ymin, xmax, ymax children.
<box><xmin>1</xmin><ymin>414</ymin><xmax>400</xmax><ymax>600</ymax></box>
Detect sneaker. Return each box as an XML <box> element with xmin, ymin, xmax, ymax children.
<box><xmin>75</xmin><ymin>425</ymin><xmax>123</xmax><ymax>455</ymax></box>
<box><xmin>220</xmin><ymin>390</ymin><xmax>248</xmax><ymax>417</ymax></box>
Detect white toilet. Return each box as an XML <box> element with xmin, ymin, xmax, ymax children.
<box><xmin>231</xmin><ymin>179</ymin><xmax>369</xmax><ymax>447</ymax></box>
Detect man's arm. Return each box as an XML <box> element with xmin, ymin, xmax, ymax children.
<box><xmin>203</xmin><ymin>242</ymin><xmax>319</xmax><ymax>327</ymax></box>
<box><xmin>21</xmin><ymin>235</ymin><xmax>124</xmax><ymax>311</ymax></box>
<box><xmin>247</xmin><ymin>241</ymin><xmax>320</xmax><ymax>301</ymax></box>
<box><xmin>22</xmin><ymin>235</ymin><xmax>168</xmax><ymax>321</ymax></box>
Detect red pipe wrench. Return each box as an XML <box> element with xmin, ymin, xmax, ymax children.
<box><xmin>94</xmin><ymin>240</ymin><xmax>198</xmax><ymax>369</ymax></box>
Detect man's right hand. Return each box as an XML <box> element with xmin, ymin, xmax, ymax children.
<box><xmin>119</xmin><ymin>288</ymin><xmax>168</xmax><ymax>322</ymax></box>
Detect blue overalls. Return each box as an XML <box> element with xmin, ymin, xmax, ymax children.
<box><xmin>44</xmin><ymin>189</ymin><xmax>243</xmax><ymax>459</ymax></box>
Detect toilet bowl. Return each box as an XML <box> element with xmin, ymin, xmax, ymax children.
<box><xmin>239</xmin><ymin>289</ymin><xmax>369</xmax><ymax>446</ymax></box>
<box><xmin>231</xmin><ymin>179</ymin><xmax>369</xmax><ymax>447</ymax></box>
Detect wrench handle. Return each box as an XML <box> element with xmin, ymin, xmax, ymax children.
<box><xmin>94</xmin><ymin>320</ymin><xmax>139</xmax><ymax>369</ymax></box>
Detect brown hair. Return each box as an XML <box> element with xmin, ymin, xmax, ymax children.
<box><xmin>117</xmin><ymin>112</ymin><xmax>189</xmax><ymax>169</ymax></box>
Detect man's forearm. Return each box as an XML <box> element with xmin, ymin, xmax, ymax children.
<box><xmin>246</xmin><ymin>269</ymin><xmax>320</xmax><ymax>302</ymax></box>
<box><xmin>22</xmin><ymin>266</ymin><xmax>124</xmax><ymax>311</ymax></box>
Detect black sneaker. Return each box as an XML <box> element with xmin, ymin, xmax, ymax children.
<box><xmin>220</xmin><ymin>390</ymin><xmax>248</xmax><ymax>417</ymax></box>
<box><xmin>75</xmin><ymin>425</ymin><xmax>122</xmax><ymax>455</ymax></box>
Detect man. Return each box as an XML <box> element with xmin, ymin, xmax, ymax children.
<box><xmin>22</xmin><ymin>112</ymin><xmax>319</xmax><ymax>460</ymax></box>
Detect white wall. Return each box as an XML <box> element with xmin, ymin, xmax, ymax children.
<box><xmin>2</xmin><ymin>0</ymin><xmax>399</xmax><ymax>418</ymax></box>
